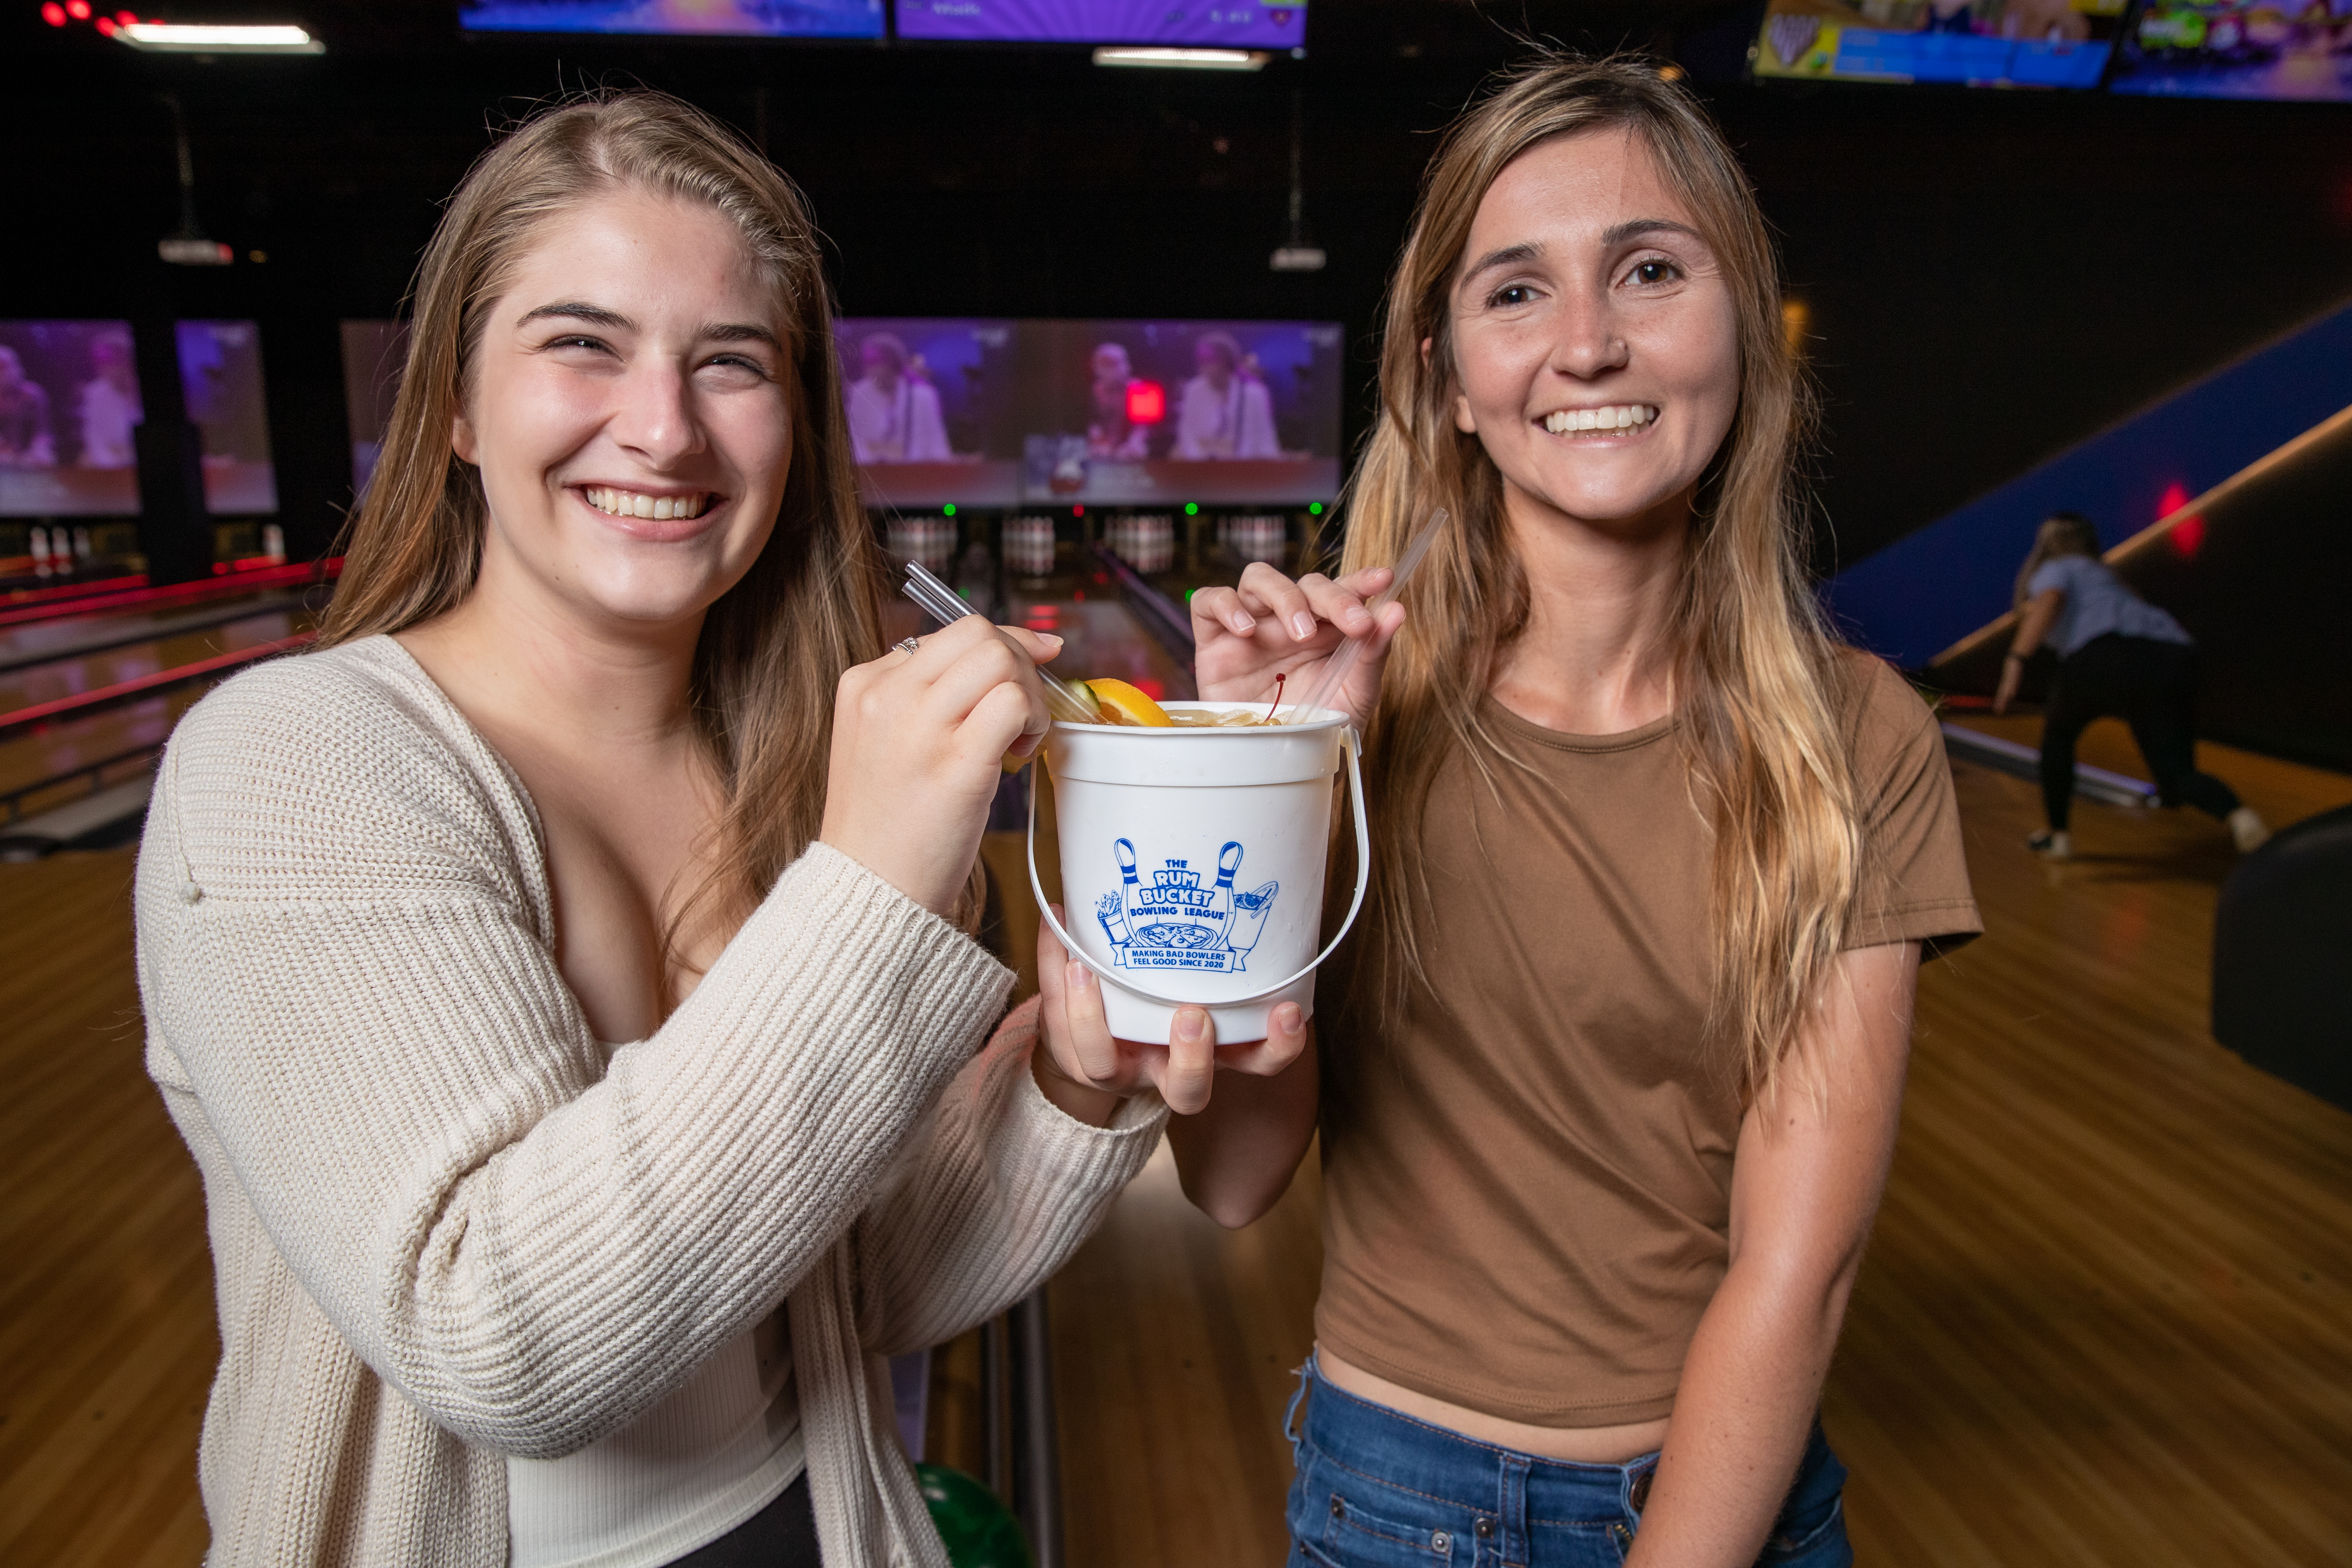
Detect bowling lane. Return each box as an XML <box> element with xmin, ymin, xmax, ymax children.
<box><xmin>0</xmin><ymin>607</ymin><xmax>319</xmax><ymax>718</ymax></box>
<box><xmin>1006</xmin><ymin>593</ymin><xmax>1194</xmax><ymax>705</ymax></box>
<box><xmin>0</xmin><ymin>694</ymin><xmax>197</xmax><ymax>818</ymax></box>
<box><xmin>0</xmin><ymin>588</ymin><xmax>314</xmax><ymax>672</ymax></box>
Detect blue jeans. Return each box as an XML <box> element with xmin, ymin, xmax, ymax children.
<box><xmin>1283</xmin><ymin>1356</ymin><xmax>1852</xmax><ymax>1568</ymax></box>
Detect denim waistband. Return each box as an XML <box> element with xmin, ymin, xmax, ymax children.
<box><xmin>1283</xmin><ymin>1354</ymin><xmax>1849</xmax><ymax>1568</ymax></box>
<box><xmin>1287</xmin><ymin>1354</ymin><xmax>1660</xmax><ymax>1525</ymax></box>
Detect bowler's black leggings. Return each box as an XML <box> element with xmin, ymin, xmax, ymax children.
<box><xmin>2041</xmin><ymin>633</ymin><xmax>2239</xmax><ymax>832</ymax></box>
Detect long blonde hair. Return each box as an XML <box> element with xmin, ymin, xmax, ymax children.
<box><xmin>321</xmin><ymin>92</ymin><xmax>882</xmax><ymax>941</ymax></box>
<box><xmin>2012</xmin><ymin>511</ymin><xmax>2100</xmax><ymax>610</ymax></box>
<box><xmin>1339</xmin><ymin>55</ymin><xmax>1862</xmax><ymax>1095</ymax></box>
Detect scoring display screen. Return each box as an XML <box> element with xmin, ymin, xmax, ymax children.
<box><xmin>895</xmin><ymin>0</ymin><xmax>1306</xmax><ymax>47</ymax></box>
<box><xmin>1753</xmin><ymin>0</ymin><xmax>2123</xmax><ymax>88</ymax></box>
<box><xmin>461</xmin><ymin>0</ymin><xmax>885</xmax><ymax>38</ymax></box>
<box><xmin>833</xmin><ymin>317</ymin><xmax>1341</xmax><ymax>510</ymax></box>
<box><xmin>0</xmin><ymin>320</ymin><xmax>144</xmax><ymax>518</ymax></box>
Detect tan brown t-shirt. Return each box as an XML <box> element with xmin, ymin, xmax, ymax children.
<box><xmin>1314</xmin><ymin>653</ymin><xmax>1980</xmax><ymax>1427</ymax></box>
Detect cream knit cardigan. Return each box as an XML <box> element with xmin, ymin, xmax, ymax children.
<box><xmin>135</xmin><ymin>636</ymin><xmax>1167</xmax><ymax>1567</ymax></box>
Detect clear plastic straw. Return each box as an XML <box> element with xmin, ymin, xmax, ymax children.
<box><xmin>900</xmin><ymin>560</ymin><xmax>1103</xmax><ymax>726</ymax></box>
<box><xmin>1281</xmin><ymin>508</ymin><xmax>1446</xmax><ymax>724</ymax></box>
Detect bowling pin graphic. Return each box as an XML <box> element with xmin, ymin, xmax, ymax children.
<box><xmin>1210</xmin><ymin>842</ymin><xmax>1244</xmax><ymax>946</ymax></box>
<box><xmin>1115</xmin><ymin>838</ymin><xmax>1146</xmax><ymax>936</ymax></box>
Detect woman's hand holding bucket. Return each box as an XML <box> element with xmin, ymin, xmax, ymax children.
<box><xmin>1191</xmin><ymin>563</ymin><xmax>1408</xmax><ymax>731</ymax></box>
<box><xmin>1032</xmin><ymin>906</ymin><xmax>1309</xmax><ymax>1119</ymax></box>
<box><xmin>820</xmin><ymin>616</ymin><xmax>1058</xmax><ymax>918</ymax></box>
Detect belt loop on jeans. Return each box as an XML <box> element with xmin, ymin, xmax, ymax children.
<box><xmin>1282</xmin><ymin>1357</ymin><xmax>1314</xmax><ymax>1463</ymax></box>
<box><xmin>1497</xmin><ymin>1451</ymin><xmax>1530</xmax><ymax>1564</ymax></box>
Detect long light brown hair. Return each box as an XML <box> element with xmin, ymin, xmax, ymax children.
<box><xmin>1338</xmin><ymin>55</ymin><xmax>1862</xmax><ymax>1096</ymax></box>
<box><xmin>320</xmin><ymin>92</ymin><xmax>882</xmax><ymax>945</ymax></box>
<box><xmin>2012</xmin><ymin>511</ymin><xmax>2100</xmax><ymax>610</ymax></box>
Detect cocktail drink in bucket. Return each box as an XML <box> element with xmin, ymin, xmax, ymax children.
<box><xmin>897</xmin><ymin>525</ymin><xmax>1443</xmax><ymax>1045</ymax></box>
<box><xmin>1028</xmin><ymin>699</ymin><xmax>1367</xmax><ymax>1044</ymax></box>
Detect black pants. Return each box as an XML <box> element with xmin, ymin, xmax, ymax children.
<box><xmin>668</xmin><ymin>1475</ymin><xmax>821</xmax><ymax>1567</ymax></box>
<box><xmin>2041</xmin><ymin>633</ymin><xmax>2239</xmax><ymax>832</ymax></box>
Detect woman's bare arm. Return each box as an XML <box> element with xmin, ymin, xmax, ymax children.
<box><xmin>1623</xmin><ymin>940</ymin><xmax>1919</xmax><ymax>1568</ymax></box>
<box><xmin>1165</xmin><ymin>1029</ymin><xmax>1320</xmax><ymax>1228</ymax></box>
<box><xmin>1993</xmin><ymin>587</ymin><xmax>2064</xmax><ymax>714</ymax></box>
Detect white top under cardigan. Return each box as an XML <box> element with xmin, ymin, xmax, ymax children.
<box><xmin>134</xmin><ymin>635</ymin><xmax>1168</xmax><ymax>1568</ymax></box>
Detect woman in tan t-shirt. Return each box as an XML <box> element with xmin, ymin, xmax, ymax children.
<box><xmin>1173</xmin><ymin>55</ymin><xmax>1979</xmax><ymax>1568</ymax></box>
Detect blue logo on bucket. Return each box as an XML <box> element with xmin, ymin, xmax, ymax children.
<box><xmin>1096</xmin><ymin>839</ymin><xmax>1279</xmax><ymax>974</ymax></box>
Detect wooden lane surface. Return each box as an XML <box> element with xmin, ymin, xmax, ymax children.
<box><xmin>1824</xmin><ymin>743</ymin><xmax>2352</xmax><ymax>1567</ymax></box>
<box><xmin>1047</xmin><ymin>1142</ymin><xmax>1320</xmax><ymax>1566</ymax></box>
<box><xmin>1946</xmin><ymin>711</ymin><xmax>2352</xmax><ymax>827</ymax></box>
<box><xmin>9</xmin><ymin>726</ymin><xmax>2347</xmax><ymax>1566</ymax></box>
<box><xmin>0</xmin><ymin>609</ymin><xmax>318</xmax><ymax>718</ymax></box>
<box><xmin>0</xmin><ymin>850</ymin><xmax>213</xmax><ymax>1567</ymax></box>
<box><xmin>0</xmin><ymin>612</ymin><xmax>322</xmax><ymax>820</ymax></box>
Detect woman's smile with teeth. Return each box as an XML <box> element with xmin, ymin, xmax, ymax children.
<box><xmin>1543</xmin><ymin>404</ymin><xmax>1657</xmax><ymax>435</ymax></box>
<box><xmin>583</xmin><ymin>486</ymin><xmax>714</xmax><ymax>521</ymax></box>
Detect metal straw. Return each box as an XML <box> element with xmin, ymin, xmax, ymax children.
<box><xmin>1282</xmin><ymin>508</ymin><xmax>1446</xmax><ymax>724</ymax></box>
<box><xmin>900</xmin><ymin>560</ymin><xmax>1104</xmax><ymax>726</ymax></box>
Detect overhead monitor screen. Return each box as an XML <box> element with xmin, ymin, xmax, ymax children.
<box><xmin>177</xmin><ymin>320</ymin><xmax>278</xmax><ymax>516</ymax></box>
<box><xmin>896</xmin><ymin>0</ymin><xmax>1307</xmax><ymax>48</ymax></box>
<box><xmin>1753</xmin><ymin>0</ymin><xmax>2122</xmax><ymax>88</ymax></box>
<box><xmin>340</xmin><ymin>320</ymin><xmax>410</xmax><ymax>499</ymax></box>
<box><xmin>2106</xmin><ymin>0</ymin><xmax>2352</xmax><ymax>98</ymax></box>
<box><xmin>836</xmin><ymin>318</ymin><xmax>1021</xmax><ymax>510</ymax></box>
<box><xmin>460</xmin><ymin>0</ymin><xmax>885</xmax><ymax>38</ymax></box>
<box><xmin>1017</xmin><ymin>319</ymin><xmax>1341</xmax><ymax>506</ymax></box>
<box><xmin>0</xmin><ymin>320</ymin><xmax>143</xmax><ymax>518</ymax></box>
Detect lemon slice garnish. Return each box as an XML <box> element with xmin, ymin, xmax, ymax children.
<box><xmin>1084</xmin><ymin>678</ymin><xmax>1175</xmax><ymax>727</ymax></box>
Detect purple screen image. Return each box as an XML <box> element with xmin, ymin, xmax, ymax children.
<box><xmin>896</xmin><ymin>0</ymin><xmax>1306</xmax><ymax>47</ymax></box>
<box><xmin>462</xmin><ymin>0</ymin><xmax>885</xmax><ymax>37</ymax></box>
<box><xmin>176</xmin><ymin>320</ymin><xmax>279</xmax><ymax>516</ymax></box>
<box><xmin>836</xmin><ymin>318</ymin><xmax>1017</xmax><ymax>462</ymax></box>
<box><xmin>0</xmin><ymin>320</ymin><xmax>144</xmax><ymax>518</ymax></box>
<box><xmin>2107</xmin><ymin>0</ymin><xmax>2352</xmax><ymax>101</ymax></box>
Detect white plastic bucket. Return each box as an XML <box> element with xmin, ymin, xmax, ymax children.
<box><xmin>1028</xmin><ymin>703</ymin><xmax>1369</xmax><ymax>1044</ymax></box>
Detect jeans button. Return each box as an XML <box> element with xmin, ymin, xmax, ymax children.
<box><xmin>1474</xmin><ymin>1518</ymin><xmax>1495</xmax><ymax>1538</ymax></box>
<box><xmin>1630</xmin><ymin>1469</ymin><xmax>1654</xmax><ymax>1511</ymax></box>
<box><xmin>1431</xmin><ymin>1529</ymin><xmax>1450</xmax><ymax>1552</ymax></box>
<box><xmin>1330</xmin><ymin>1496</ymin><xmax>1344</xmax><ymax>1519</ymax></box>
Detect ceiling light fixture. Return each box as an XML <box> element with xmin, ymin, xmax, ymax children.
<box><xmin>116</xmin><ymin>21</ymin><xmax>324</xmax><ymax>52</ymax></box>
<box><xmin>1093</xmin><ymin>46</ymin><xmax>1267</xmax><ymax>70</ymax></box>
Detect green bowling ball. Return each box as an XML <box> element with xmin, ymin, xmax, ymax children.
<box><xmin>915</xmin><ymin>1463</ymin><xmax>1034</xmax><ymax>1568</ymax></box>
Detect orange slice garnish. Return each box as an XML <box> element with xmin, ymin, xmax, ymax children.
<box><xmin>1084</xmin><ymin>678</ymin><xmax>1175</xmax><ymax>727</ymax></box>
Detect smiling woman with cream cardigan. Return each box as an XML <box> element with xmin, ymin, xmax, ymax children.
<box><xmin>135</xmin><ymin>93</ymin><xmax>1293</xmax><ymax>1568</ymax></box>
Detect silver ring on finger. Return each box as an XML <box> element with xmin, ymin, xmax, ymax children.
<box><xmin>893</xmin><ymin>636</ymin><xmax>921</xmax><ymax>656</ymax></box>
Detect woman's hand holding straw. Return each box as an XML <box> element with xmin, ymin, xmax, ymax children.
<box><xmin>902</xmin><ymin>560</ymin><xmax>1102</xmax><ymax>726</ymax></box>
<box><xmin>821</xmin><ymin>613</ymin><xmax>1057</xmax><ymax>917</ymax></box>
<box><xmin>1282</xmin><ymin>509</ymin><xmax>1444</xmax><ymax>724</ymax></box>
<box><xmin>1190</xmin><ymin>508</ymin><xmax>1445</xmax><ymax>730</ymax></box>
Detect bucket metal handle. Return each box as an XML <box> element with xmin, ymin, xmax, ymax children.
<box><xmin>1026</xmin><ymin>725</ymin><xmax>1372</xmax><ymax>1013</ymax></box>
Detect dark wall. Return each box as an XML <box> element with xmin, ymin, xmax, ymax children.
<box><xmin>13</xmin><ymin>0</ymin><xmax>2352</xmax><ymax>574</ymax></box>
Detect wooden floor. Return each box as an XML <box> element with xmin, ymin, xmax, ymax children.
<box><xmin>4</xmin><ymin>720</ymin><xmax>2349</xmax><ymax>1566</ymax></box>
<box><xmin>0</xmin><ymin>851</ymin><xmax>213</xmax><ymax>1565</ymax></box>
